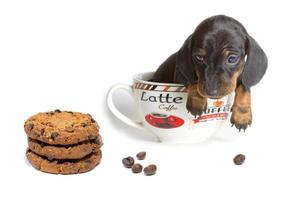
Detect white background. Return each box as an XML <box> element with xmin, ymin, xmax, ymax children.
<box><xmin>0</xmin><ymin>0</ymin><xmax>299</xmax><ymax>199</ymax></box>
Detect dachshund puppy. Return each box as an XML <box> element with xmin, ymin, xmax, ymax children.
<box><xmin>151</xmin><ymin>15</ymin><xmax>268</xmax><ymax>131</ymax></box>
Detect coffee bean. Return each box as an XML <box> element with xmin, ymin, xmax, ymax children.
<box><xmin>122</xmin><ymin>156</ymin><xmax>135</xmax><ymax>168</ymax></box>
<box><xmin>136</xmin><ymin>151</ymin><xmax>146</xmax><ymax>160</ymax></box>
<box><xmin>132</xmin><ymin>164</ymin><xmax>143</xmax><ymax>173</ymax></box>
<box><xmin>144</xmin><ymin>164</ymin><xmax>157</xmax><ymax>176</ymax></box>
<box><xmin>233</xmin><ymin>154</ymin><xmax>245</xmax><ymax>165</ymax></box>
<box><xmin>51</xmin><ymin>132</ymin><xmax>59</xmax><ymax>140</ymax></box>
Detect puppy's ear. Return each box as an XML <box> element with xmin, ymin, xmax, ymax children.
<box><xmin>175</xmin><ymin>35</ymin><xmax>195</xmax><ymax>85</ymax></box>
<box><xmin>241</xmin><ymin>35</ymin><xmax>268</xmax><ymax>89</ymax></box>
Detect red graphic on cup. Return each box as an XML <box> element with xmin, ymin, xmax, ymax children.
<box><xmin>145</xmin><ymin>113</ymin><xmax>184</xmax><ymax>129</ymax></box>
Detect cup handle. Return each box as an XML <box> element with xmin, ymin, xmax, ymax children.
<box><xmin>107</xmin><ymin>84</ymin><xmax>144</xmax><ymax>130</ymax></box>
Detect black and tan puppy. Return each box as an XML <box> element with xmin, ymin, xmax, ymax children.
<box><xmin>152</xmin><ymin>15</ymin><xmax>268</xmax><ymax>131</ymax></box>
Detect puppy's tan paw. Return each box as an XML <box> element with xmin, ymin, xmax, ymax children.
<box><xmin>230</xmin><ymin>106</ymin><xmax>252</xmax><ymax>131</ymax></box>
<box><xmin>186</xmin><ymin>95</ymin><xmax>207</xmax><ymax>118</ymax></box>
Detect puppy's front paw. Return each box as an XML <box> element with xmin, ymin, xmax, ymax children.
<box><xmin>230</xmin><ymin>106</ymin><xmax>252</xmax><ymax>131</ymax></box>
<box><xmin>186</xmin><ymin>95</ymin><xmax>207</xmax><ymax>118</ymax></box>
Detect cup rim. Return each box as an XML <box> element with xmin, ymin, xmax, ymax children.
<box><xmin>133</xmin><ymin>72</ymin><xmax>185</xmax><ymax>87</ymax></box>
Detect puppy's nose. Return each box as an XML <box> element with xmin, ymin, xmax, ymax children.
<box><xmin>207</xmin><ymin>89</ymin><xmax>218</xmax><ymax>96</ymax></box>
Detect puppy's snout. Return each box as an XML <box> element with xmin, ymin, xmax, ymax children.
<box><xmin>206</xmin><ymin>89</ymin><xmax>218</xmax><ymax>96</ymax></box>
<box><xmin>204</xmin><ymin>76</ymin><xmax>219</xmax><ymax>97</ymax></box>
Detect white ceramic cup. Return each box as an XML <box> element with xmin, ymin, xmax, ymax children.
<box><xmin>107</xmin><ymin>72</ymin><xmax>234</xmax><ymax>143</ymax></box>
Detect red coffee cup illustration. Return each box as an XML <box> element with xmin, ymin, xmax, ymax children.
<box><xmin>145</xmin><ymin>112</ymin><xmax>184</xmax><ymax>129</ymax></box>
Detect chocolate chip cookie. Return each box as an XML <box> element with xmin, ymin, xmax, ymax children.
<box><xmin>24</xmin><ymin>110</ymin><xmax>99</xmax><ymax>145</ymax></box>
<box><xmin>26</xmin><ymin>149</ymin><xmax>102</xmax><ymax>174</ymax></box>
<box><xmin>28</xmin><ymin>136</ymin><xmax>103</xmax><ymax>160</ymax></box>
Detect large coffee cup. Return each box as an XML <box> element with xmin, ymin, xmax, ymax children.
<box><xmin>107</xmin><ymin>72</ymin><xmax>234</xmax><ymax>143</ymax></box>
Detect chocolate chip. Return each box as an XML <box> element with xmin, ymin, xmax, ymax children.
<box><xmin>40</xmin><ymin>128</ymin><xmax>45</xmax><ymax>136</ymax></box>
<box><xmin>144</xmin><ymin>164</ymin><xmax>157</xmax><ymax>176</ymax></box>
<box><xmin>132</xmin><ymin>164</ymin><xmax>143</xmax><ymax>173</ymax></box>
<box><xmin>51</xmin><ymin>132</ymin><xmax>59</xmax><ymax>140</ymax></box>
<box><xmin>45</xmin><ymin>122</ymin><xmax>53</xmax><ymax>127</ymax></box>
<box><xmin>81</xmin><ymin>122</ymin><xmax>87</xmax><ymax>127</ymax></box>
<box><xmin>122</xmin><ymin>156</ymin><xmax>135</xmax><ymax>168</ymax></box>
<box><xmin>88</xmin><ymin>135</ymin><xmax>95</xmax><ymax>140</ymax></box>
<box><xmin>136</xmin><ymin>151</ymin><xmax>146</xmax><ymax>160</ymax></box>
<box><xmin>40</xmin><ymin>142</ymin><xmax>45</xmax><ymax>147</ymax></box>
<box><xmin>54</xmin><ymin>109</ymin><xmax>61</xmax><ymax>113</ymax></box>
<box><xmin>33</xmin><ymin>131</ymin><xmax>40</xmax><ymax>137</ymax></box>
<box><xmin>65</xmin><ymin>126</ymin><xmax>74</xmax><ymax>133</ymax></box>
<box><xmin>86</xmin><ymin>114</ymin><xmax>96</xmax><ymax>123</ymax></box>
<box><xmin>93</xmin><ymin>138</ymin><xmax>101</xmax><ymax>145</ymax></box>
<box><xmin>233</xmin><ymin>154</ymin><xmax>245</xmax><ymax>165</ymax></box>
<box><xmin>27</xmin><ymin>123</ymin><xmax>34</xmax><ymax>131</ymax></box>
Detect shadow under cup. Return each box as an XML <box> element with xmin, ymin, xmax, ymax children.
<box><xmin>108</xmin><ymin>72</ymin><xmax>234</xmax><ymax>143</ymax></box>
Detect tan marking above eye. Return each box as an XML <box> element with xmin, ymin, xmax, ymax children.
<box><xmin>222</xmin><ymin>48</ymin><xmax>239</xmax><ymax>58</ymax></box>
<box><xmin>223</xmin><ymin>49</ymin><xmax>231</xmax><ymax>57</ymax></box>
<box><xmin>198</xmin><ymin>48</ymin><xmax>206</xmax><ymax>56</ymax></box>
<box><xmin>193</xmin><ymin>48</ymin><xmax>206</xmax><ymax>56</ymax></box>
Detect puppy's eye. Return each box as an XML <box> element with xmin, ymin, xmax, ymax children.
<box><xmin>194</xmin><ymin>55</ymin><xmax>204</xmax><ymax>63</ymax></box>
<box><xmin>227</xmin><ymin>55</ymin><xmax>240</xmax><ymax>65</ymax></box>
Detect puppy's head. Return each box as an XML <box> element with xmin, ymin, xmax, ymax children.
<box><xmin>175</xmin><ymin>15</ymin><xmax>268</xmax><ymax>99</ymax></box>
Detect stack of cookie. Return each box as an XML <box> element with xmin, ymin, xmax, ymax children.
<box><xmin>24</xmin><ymin>110</ymin><xmax>103</xmax><ymax>174</ymax></box>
